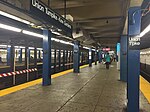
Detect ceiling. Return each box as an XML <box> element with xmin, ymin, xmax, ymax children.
<box><xmin>0</xmin><ymin>0</ymin><xmax>145</xmax><ymax>49</ymax></box>
<box><xmin>47</xmin><ymin>0</ymin><xmax>130</xmax><ymax>48</ymax></box>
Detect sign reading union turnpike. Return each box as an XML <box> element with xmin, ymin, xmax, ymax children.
<box><xmin>129</xmin><ymin>36</ymin><xmax>140</xmax><ymax>50</ymax></box>
<box><xmin>31</xmin><ymin>0</ymin><xmax>72</xmax><ymax>33</ymax></box>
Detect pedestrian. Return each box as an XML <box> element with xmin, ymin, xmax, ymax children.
<box><xmin>105</xmin><ymin>52</ymin><xmax>111</xmax><ymax>69</ymax></box>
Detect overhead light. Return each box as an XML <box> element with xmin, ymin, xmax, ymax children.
<box><xmin>0</xmin><ymin>23</ymin><xmax>22</xmax><ymax>32</ymax></box>
<box><xmin>83</xmin><ymin>46</ymin><xmax>90</xmax><ymax>50</ymax></box>
<box><xmin>29</xmin><ymin>47</ymin><xmax>34</xmax><ymax>49</ymax></box>
<box><xmin>37</xmin><ymin>48</ymin><xmax>43</xmax><ymax>50</ymax></box>
<box><xmin>51</xmin><ymin>38</ymin><xmax>73</xmax><ymax>45</ymax></box>
<box><xmin>0</xmin><ymin>45</ymin><xmax>7</xmax><ymax>47</ymax></box>
<box><xmin>137</xmin><ymin>24</ymin><xmax>150</xmax><ymax>38</ymax></box>
<box><xmin>0</xmin><ymin>11</ymin><xmax>32</xmax><ymax>25</ymax></box>
<box><xmin>52</xmin><ymin>31</ymin><xmax>61</xmax><ymax>36</ymax></box>
<box><xmin>22</xmin><ymin>30</ymin><xmax>44</xmax><ymax>38</ymax></box>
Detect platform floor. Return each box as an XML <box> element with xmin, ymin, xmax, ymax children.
<box><xmin>0</xmin><ymin>63</ymin><xmax>150</xmax><ymax>112</ymax></box>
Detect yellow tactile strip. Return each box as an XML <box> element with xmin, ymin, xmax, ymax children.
<box><xmin>0</xmin><ymin>64</ymin><xmax>88</xmax><ymax>97</ymax></box>
<box><xmin>140</xmin><ymin>76</ymin><xmax>150</xmax><ymax>103</ymax></box>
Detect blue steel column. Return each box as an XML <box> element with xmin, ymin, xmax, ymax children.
<box><xmin>127</xmin><ymin>7</ymin><xmax>141</xmax><ymax>112</ymax></box>
<box><xmin>89</xmin><ymin>48</ymin><xmax>92</xmax><ymax>67</ymax></box>
<box><xmin>73</xmin><ymin>41</ymin><xmax>80</xmax><ymax>73</ymax></box>
<box><xmin>38</xmin><ymin>50</ymin><xmax>41</xmax><ymax>59</ymax></box>
<box><xmin>42</xmin><ymin>30</ymin><xmax>51</xmax><ymax>86</ymax></box>
<box><xmin>58</xmin><ymin>49</ymin><xmax>61</xmax><ymax>71</ymax></box>
<box><xmin>19</xmin><ymin>48</ymin><xmax>22</xmax><ymax>63</ymax></box>
<box><xmin>98</xmin><ymin>50</ymin><xmax>101</xmax><ymax>63</ymax></box>
<box><xmin>120</xmin><ymin>35</ymin><xmax>127</xmax><ymax>82</ymax></box>
<box><xmin>95</xmin><ymin>49</ymin><xmax>97</xmax><ymax>65</ymax></box>
<box><xmin>27</xmin><ymin>48</ymin><xmax>30</xmax><ymax>81</ymax></box>
<box><xmin>34</xmin><ymin>48</ymin><xmax>37</xmax><ymax>68</ymax></box>
<box><xmin>7</xmin><ymin>46</ymin><xmax>15</xmax><ymax>71</ymax></box>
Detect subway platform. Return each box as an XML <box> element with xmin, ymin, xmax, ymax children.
<box><xmin>0</xmin><ymin>63</ymin><xmax>150</xmax><ymax>112</ymax></box>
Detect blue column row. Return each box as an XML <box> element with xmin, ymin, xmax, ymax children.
<box><xmin>42</xmin><ymin>30</ymin><xmax>51</xmax><ymax>86</ymax></box>
<box><xmin>120</xmin><ymin>35</ymin><xmax>127</xmax><ymax>82</ymax></box>
<box><xmin>127</xmin><ymin>7</ymin><xmax>141</xmax><ymax>112</ymax></box>
<box><xmin>73</xmin><ymin>41</ymin><xmax>80</xmax><ymax>73</ymax></box>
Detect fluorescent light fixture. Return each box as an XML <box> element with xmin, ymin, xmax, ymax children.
<box><xmin>14</xmin><ymin>46</ymin><xmax>25</xmax><ymax>49</ymax></box>
<box><xmin>0</xmin><ymin>11</ymin><xmax>32</xmax><ymax>25</ymax></box>
<box><xmin>137</xmin><ymin>24</ymin><xmax>150</xmax><ymax>38</ymax></box>
<box><xmin>0</xmin><ymin>23</ymin><xmax>22</xmax><ymax>32</ymax></box>
<box><xmin>51</xmin><ymin>38</ymin><xmax>73</xmax><ymax>45</ymax></box>
<box><xmin>83</xmin><ymin>46</ymin><xmax>90</xmax><ymax>50</ymax></box>
<box><xmin>29</xmin><ymin>47</ymin><xmax>34</xmax><ymax>49</ymax></box>
<box><xmin>52</xmin><ymin>31</ymin><xmax>61</xmax><ymax>36</ymax></box>
<box><xmin>22</xmin><ymin>30</ymin><xmax>44</xmax><ymax>38</ymax></box>
<box><xmin>0</xmin><ymin>45</ymin><xmax>7</xmax><ymax>47</ymax></box>
<box><xmin>37</xmin><ymin>48</ymin><xmax>43</xmax><ymax>50</ymax></box>
<box><xmin>92</xmin><ymin>49</ymin><xmax>95</xmax><ymax>51</ymax></box>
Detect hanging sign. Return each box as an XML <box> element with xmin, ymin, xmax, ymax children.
<box><xmin>30</xmin><ymin>0</ymin><xmax>72</xmax><ymax>36</ymax></box>
<box><xmin>129</xmin><ymin>36</ymin><xmax>140</xmax><ymax>50</ymax></box>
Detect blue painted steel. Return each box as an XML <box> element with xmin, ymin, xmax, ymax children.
<box><xmin>7</xmin><ymin>47</ymin><xmax>11</xmax><ymax>66</ymax></box>
<box><xmin>27</xmin><ymin>49</ymin><xmax>30</xmax><ymax>64</ymax></box>
<box><xmin>127</xmin><ymin>7</ymin><xmax>141</xmax><ymax>112</ymax></box>
<box><xmin>58</xmin><ymin>49</ymin><xmax>61</xmax><ymax>71</ymax></box>
<box><xmin>34</xmin><ymin>48</ymin><xmax>37</xmax><ymax>67</ymax></box>
<box><xmin>38</xmin><ymin>50</ymin><xmax>41</xmax><ymax>59</ymax></box>
<box><xmin>95</xmin><ymin>50</ymin><xmax>97</xmax><ymax>65</ymax></box>
<box><xmin>42</xmin><ymin>30</ymin><xmax>51</xmax><ymax>86</ymax></box>
<box><xmin>98</xmin><ymin>51</ymin><xmax>102</xmax><ymax>63</ymax></box>
<box><xmin>25</xmin><ymin>47</ymin><xmax>28</xmax><ymax>69</ymax></box>
<box><xmin>89</xmin><ymin>48</ymin><xmax>92</xmax><ymax>67</ymax></box>
<box><xmin>120</xmin><ymin>35</ymin><xmax>127</xmax><ymax>82</ymax></box>
<box><xmin>7</xmin><ymin>46</ymin><xmax>15</xmax><ymax>71</ymax></box>
<box><xmin>73</xmin><ymin>41</ymin><xmax>80</xmax><ymax>73</ymax></box>
<box><xmin>19</xmin><ymin>48</ymin><xmax>22</xmax><ymax>63</ymax></box>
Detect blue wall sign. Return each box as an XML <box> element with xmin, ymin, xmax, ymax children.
<box><xmin>30</xmin><ymin>0</ymin><xmax>72</xmax><ymax>37</ymax></box>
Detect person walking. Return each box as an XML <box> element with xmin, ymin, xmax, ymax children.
<box><xmin>105</xmin><ymin>52</ymin><xmax>111</xmax><ymax>69</ymax></box>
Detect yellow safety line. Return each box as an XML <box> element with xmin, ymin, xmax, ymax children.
<box><xmin>0</xmin><ymin>64</ymin><xmax>88</xmax><ymax>97</ymax></box>
<box><xmin>140</xmin><ymin>76</ymin><xmax>150</xmax><ymax>103</ymax></box>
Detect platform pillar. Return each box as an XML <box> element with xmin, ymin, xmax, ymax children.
<box><xmin>98</xmin><ymin>50</ymin><xmax>102</xmax><ymax>63</ymax></box>
<box><xmin>89</xmin><ymin>48</ymin><xmax>92</xmax><ymax>67</ymax></box>
<box><xmin>58</xmin><ymin>49</ymin><xmax>61</xmax><ymax>71</ymax></box>
<box><xmin>127</xmin><ymin>7</ymin><xmax>141</xmax><ymax>112</ymax></box>
<box><xmin>25</xmin><ymin>47</ymin><xmax>30</xmax><ymax>81</ymax></box>
<box><xmin>38</xmin><ymin>50</ymin><xmax>41</xmax><ymax>59</ymax></box>
<box><xmin>42</xmin><ymin>30</ymin><xmax>51</xmax><ymax>86</ymax></box>
<box><xmin>73</xmin><ymin>41</ymin><xmax>80</xmax><ymax>73</ymax></box>
<box><xmin>19</xmin><ymin>48</ymin><xmax>22</xmax><ymax>63</ymax></box>
<box><xmin>63</xmin><ymin>50</ymin><xmax>65</xmax><ymax>70</ymax></box>
<box><xmin>7</xmin><ymin>46</ymin><xmax>15</xmax><ymax>71</ymax></box>
<box><xmin>120</xmin><ymin>35</ymin><xmax>127</xmax><ymax>82</ymax></box>
<box><xmin>34</xmin><ymin>48</ymin><xmax>37</xmax><ymax>68</ymax></box>
<box><xmin>95</xmin><ymin>49</ymin><xmax>97</xmax><ymax>65</ymax></box>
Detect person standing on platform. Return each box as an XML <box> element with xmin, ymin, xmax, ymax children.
<box><xmin>105</xmin><ymin>52</ymin><xmax>111</xmax><ymax>69</ymax></box>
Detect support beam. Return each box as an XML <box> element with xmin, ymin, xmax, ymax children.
<box><xmin>89</xmin><ymin>48</ymin><xmax>92</xmax><ymax>67</ymax></box>
<box><xmin>73</xmin><ymin>41</ymin><xmax>80</xmax><ymax>73</ymax></box>
<box><xmin>42</xmin><ymin>30</ymin><xmax>51</xmax><ymax>86</ymax></box>
<box><xmin>95</xmin><ymin>49</ymin><xmax>97</xmax><ymax>65</ymax></box>
<box><xmin>127</xmin><ymin>7</ymin><xmax>141</xmax><ymax>112</ymax></box>
<box><xmin>120</xmin><ymin>35</ymin><xmax>127</xmax><ymax>82</ymax></box>
<box><xmin>98</xmin><ymin>50</ymin><xmax>102</xmax><ymax>63</ymax></box>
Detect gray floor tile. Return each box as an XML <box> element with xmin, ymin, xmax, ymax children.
<box><xmin>58</xmin><ymin>101</ymin><xmax>95</xmax><ymax>112</ymax></box>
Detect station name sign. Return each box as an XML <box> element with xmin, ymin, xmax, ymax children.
<box><xmin>129</xmin><ymin>36</ymin><xmax>140</xmax><ymax>50</ymax></box>
<box><xmin>30</xmin><ymin>0</ymin><xmax>72</xmax><ymax>36</ymax></box>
